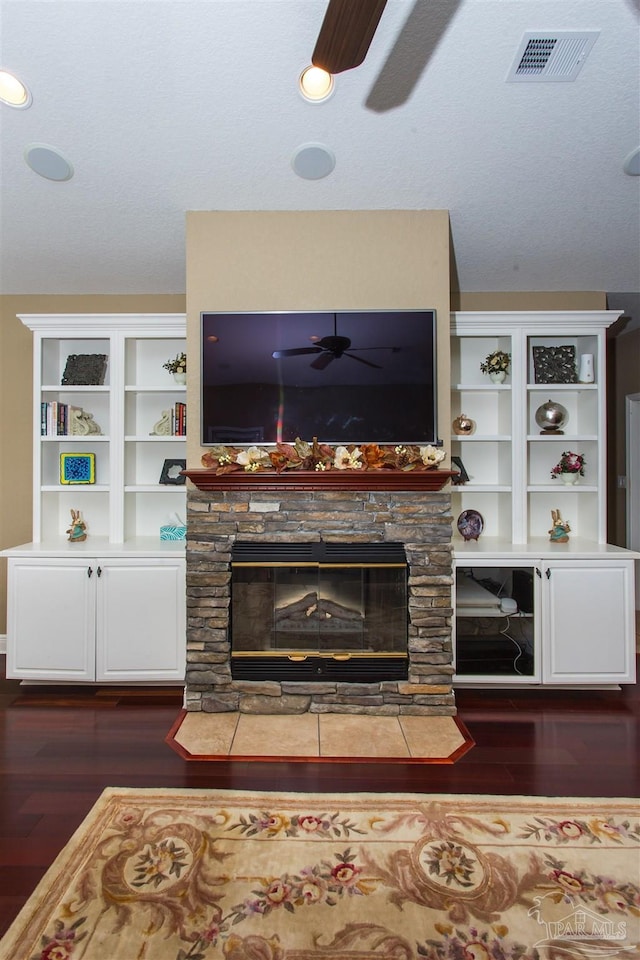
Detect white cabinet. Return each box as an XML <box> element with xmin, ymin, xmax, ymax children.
<box><xmin>6</xmin><ymin>554</ymin><xmax>186</xmax><ymax>682</ymax></box>
<box><xmin>542</xmin><ymin>559</ymin><xmax>635</xmax><ymax>684</ymax></box>
<box><xmin>6</xmin><ymin>557</ymin><xmax>97</xmax><ymax>680</ymax></box>
<box><xmin>451</xmin><ymin>311</ymin><xmax>638</xmax><ymax>688</ymax></box>
<box><xmin>2</xmin><ymin>314</ymin><xmax>188</xmax><ymax>684</ymax></box>
<box><xmin>454</xmin><ymin>553</ymin><xmax>637</xmax><ymax>687</ymax></box>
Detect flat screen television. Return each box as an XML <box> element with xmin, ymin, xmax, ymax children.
<box><xmin>200</xmin><ymin>310</ymin><xmax>438</xmax><ymax>446</ymax></box>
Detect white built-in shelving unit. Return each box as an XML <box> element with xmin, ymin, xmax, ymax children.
<box><xmin>450</xmin><ymin>311</ymin><xmax>638</xmax><ymax>688</ymax></box>
<box><xmin>3</xmin><ymin>314</ymin><xmax>187</xmax><ymax>683</ymax></box>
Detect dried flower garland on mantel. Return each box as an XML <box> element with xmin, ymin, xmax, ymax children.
<box><xmin>201</xmin><ymin>437</ymin><xmax>446</xmax><ymax>475</ymax></box>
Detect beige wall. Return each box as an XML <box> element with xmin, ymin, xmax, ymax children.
<box><xmin>0</xmin><ymin>294</ymin><xmax>185</xmax><ymax>634</ymax></box>
<box><xmin>186</xmin><ymin>210</ymin><xmax>452</xmax><ymax>466</ymax></box>
<box><xmin>452</xmin><ymin>291</ymin><xmax>607</xmax><ymax>311</ymax></box>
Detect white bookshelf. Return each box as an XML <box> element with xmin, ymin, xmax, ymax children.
<box><xmin>450</xmin><ymin>311</ymin><xmax>638</xmax><ymax>687</ymax></box>
<box><xmin>3</xmin><ymin>314</ymin><xmax>188</xmax><ymax>683</ymax></box>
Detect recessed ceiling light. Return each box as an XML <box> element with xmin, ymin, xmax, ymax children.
<box><xmin>623</xmin><ymin>147</ymin><xmax>640</xmax><ymax>176</ymax></box>
<box><xmin>299</xmin><ymin>65</ymin><xmax>334</xmax><ymax>101</ymax></box>
<box><xmin>0</xmin><ymin>69</ymin><xmax>32</xmax><ymax>108</ymax></box>
<box><xmin>24</xmin><ymin>143</ymin><xmax>74</xmax><ymax>181</ymax></box>
<box><xmin>291</xmin><ymin>143</ymin><xmax>336</xmax><ymax>180</ymax></box>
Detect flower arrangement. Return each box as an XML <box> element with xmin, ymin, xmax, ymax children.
<box><xmin>480</xmin><ymin>350</ymin><xmax>511</xmax><ymax>375</ymax></box>
<box><xmin>163</xmin><ymin>352</ymin><xmax>187</xmax><ymax>375</ymax></box>
<box><xmin>201</xmin><ymin>437</ymin><xmax>446</xmax><ymax>475</ymax></box>
<box><xmin>551</xmin><ymin>450</ymin><xmax>586</xmax><ymax>479</ymax></box>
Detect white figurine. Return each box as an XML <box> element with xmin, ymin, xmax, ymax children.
<box><xmin>69</xmin><ymin>407</ymin><xmax>102</xmax><ymax>435</ymax></box>
<box><xmin>150</xmin><ymin>410</ymin><xmax>171</xmax><ymax>436</ymax></box>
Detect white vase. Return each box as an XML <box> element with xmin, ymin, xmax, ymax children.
<box><xmin>579</xmin><ymin>354</ymin><xmax>594</xmax><ymax>383</ymax></box>
<box><xmin>489</xmin><ymin>370</ymin><xmax>506</xmax><ymax>384</ymax></box>
<box><xmin>173</xmin><ymin>372</ymin><xmax>186</xmax><ymax>385</ymax></box>
<box><xmin>560</xmin><ymin>472</ymin><xmax>579</xmax><ymax>485</ymax></box>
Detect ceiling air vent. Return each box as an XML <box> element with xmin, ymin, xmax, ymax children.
<box><xmin>507</xmin><ymin>31</ymin><xmax>599</xmax><ymax>82</ymax></box>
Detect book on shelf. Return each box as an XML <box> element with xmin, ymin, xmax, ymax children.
<box><xmin>41</xmin><ymin>401</ymin><xmax>70</xmax><ymax>436</ymax></box>
<box><xmin>172</xmin><ymin>401</ymin><xmax>186</xmax><ymax>436</ymax></box>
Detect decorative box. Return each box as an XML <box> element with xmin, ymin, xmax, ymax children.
<box><xmin>160</xmin><ymin>525</ymin><xmax>186</xmax><ymax>541</ymax></box>
<box><xmin>60</xmin><ymin>452</ymin><xmax>96</xmax><ymax>484</ymax></box>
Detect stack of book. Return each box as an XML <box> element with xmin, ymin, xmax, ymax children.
<box><xmin>172</xmin><ymin>402</ymin><xmax>186</xmax><ymax>436</ymax></box>
<box><xmin>41</xmin><ymin>401</ymin><xmax>68</xmax><ymax>435</ymax></box>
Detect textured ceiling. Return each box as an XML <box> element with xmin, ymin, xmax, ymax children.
<box><xmin>0</xmin><ymin>0</ymin><xmax>639</xmax><ymax>295</ymax></box>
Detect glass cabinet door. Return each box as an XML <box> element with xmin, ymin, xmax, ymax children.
<box><xmin>454</xmin><ymin>564</ymin><xmax>538</xmax><ymax>681</ymax></box>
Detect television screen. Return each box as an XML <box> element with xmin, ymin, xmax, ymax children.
<box><xmin>201</xmin><ymin>310</ymin><xmax>438</xmax><ymax>446</ymax></box>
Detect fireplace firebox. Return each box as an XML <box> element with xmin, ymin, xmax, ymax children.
<box><xmin>230</xmin><ymin>541</ymin><xmax>408</xmax><ymax>682</ymax></box>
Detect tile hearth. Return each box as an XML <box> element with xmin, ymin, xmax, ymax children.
<box><xmin>169</xmin><ymin>712</ymin><xmax>472</xmax><ymax>761</ymax></box>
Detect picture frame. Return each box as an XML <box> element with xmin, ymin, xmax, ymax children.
<box><xmin>451</xmin><ymin>455</ymin><xmax>469</xmax><ymax>485</ymax></box>
<box><xmin>532</xmin><ymin>345</ymin><xmax>577</xmax><ymax>384</ymax></box>
<box><xmin>159</xmin><ymin>459</ymin><xmax>186</xmax><ymax>485</ymax></box>
<box><xmin>61</xmin><ymin>354</ymin><xmax>108</xmax><ymax>386</ymax></box>
<box><xmin>60</xmin><ymin>452</ymin><xmax>96</xmax><ymax>485</ymax></box>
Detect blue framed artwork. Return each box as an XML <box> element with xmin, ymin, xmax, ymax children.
<box><xmin>60</xmin><ymin>453</ymin><xmax>96</xmax><ymax>484</ymax></box>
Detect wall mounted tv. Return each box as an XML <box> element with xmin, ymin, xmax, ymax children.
<box><xmin>200</xmin><ymin>310</ymin><xmax>438</xmax><ymax>446</ymax></box>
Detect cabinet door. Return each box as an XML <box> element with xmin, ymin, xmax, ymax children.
<box><xmin>6</xmin><ymin>558</ymin><xmax>96</xmax><ymax>680</ymax></box>
<box><xmin>95</xmin><ymin>558</ymin><xmax>186</xmax><ymax>681</ymax></box>
<box><xmin>542</xmin><ymin>560</ymin><xmax>636</xmax><ymax>683</ymax></box>
<box><xmin>453</xmin><ymin>562</ymin><xmax>540</xmax><ymax>684</ymax></box>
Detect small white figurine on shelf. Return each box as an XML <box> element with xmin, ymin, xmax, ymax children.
<box><xmin>549</xmin><ymin>509</ymin><xmax>570</xmax><ymax>543</ymax></box>
<box><xmin>150</xmin><ymin>410</ymin><xmax>171</xmax><ymax>436</ymax></box>
<box><xmin>69</xmin><ymin>406</ymin><xmax>102</xmax><ymax>435</ymax></box>
<box><xmin>66</xmin><ymin>509</ymin><xmax>87</xmax><ymax>543</ymax></box>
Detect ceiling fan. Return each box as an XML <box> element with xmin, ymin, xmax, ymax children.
<box><xmin>312</xmin><ymin>0</ymin><xmax>388</xmax><ymax>74</ymax></box>
<box><xmin>272</xmin><ymin>315</ymin><xmax>385</xmax><ymax>370</ymax></box>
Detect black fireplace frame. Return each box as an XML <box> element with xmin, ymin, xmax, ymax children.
<box><xmin>230</xmin><ymin>541</ymin><xmax>409</xmax><ymax>683</ymax></box>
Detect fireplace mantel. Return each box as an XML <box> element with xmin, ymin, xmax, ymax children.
<box><xmin>184</xmin><ymin>468</ymin><xmax>455</xmax><ymax>493</ymax></box>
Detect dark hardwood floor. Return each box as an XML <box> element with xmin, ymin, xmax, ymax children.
<box><xmin>1</xmin><ymin>657</ymin><xmax>639</xmax><ymax>940</ymax></box>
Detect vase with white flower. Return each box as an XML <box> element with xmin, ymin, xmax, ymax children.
<box><xmin>480</xmin><ymin>349</ymin><xmax>511</xmax><ymax>384</ymax></box>
<box><xmin>163</xmin><ymin>352</ymin><xmax>187</xmax><ymax>384</ymax></box>
<box><xmin>551</xmin><ymin>451</ymin><xmax>585</xmax><ymax>485</ymax></box>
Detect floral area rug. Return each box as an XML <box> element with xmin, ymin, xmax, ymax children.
<box><xmin>2</xmin><ymin>788</ymin><xmax>639</xmax><ymax>960</ymax></box>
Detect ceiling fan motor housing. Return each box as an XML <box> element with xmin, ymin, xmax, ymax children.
<box><xmin>319</xmin><ymin>334</ymin><xmax>351</xmax><ymax>355</ymax></box>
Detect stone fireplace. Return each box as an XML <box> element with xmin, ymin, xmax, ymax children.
<box><xmin>184</xmin><ymin>470</ymin><xmax>455</xmax><ymax>716</ymax></box>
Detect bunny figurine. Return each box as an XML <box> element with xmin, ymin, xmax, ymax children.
<box><xmin>66</xmin><ymin>509</ymin><xmax>88</xmax><ymax>543</ymax></box>
<box><xmin>549</xmin><ymin>509</ymin><xmax>570</xmax><ymax>543</ymax></box>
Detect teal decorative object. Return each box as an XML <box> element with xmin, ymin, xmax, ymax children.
<box><xmin>160</xmin><ymin>525</ymin><xmax>186</xmax><ymax>541</ymax></box>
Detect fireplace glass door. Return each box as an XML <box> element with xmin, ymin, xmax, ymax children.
<box><xmin>230</xmin><ymin>542</ymin><xmax>408</xmax><ymax>681</ymax></box>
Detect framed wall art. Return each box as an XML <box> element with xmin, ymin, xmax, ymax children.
<box><xmin>532</xmin><ymin>345</ymin><xmax>577</xmax><ymax>384</ymax></box>
<box><xmin>159</xmin><ymin>459</ymin><xmax>186</xmax><ymax>485</ymax></box>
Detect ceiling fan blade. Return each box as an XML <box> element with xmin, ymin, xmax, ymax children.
<box><xmin>312</xmin><ymin>0</ymin><xmax>388</xmax><ymax>74</ymax></box>
<box><xmin>272</xmin><ymin>347</ymin><xmax>321</xmax><ymax>359</ymax></box>
<box><xmin>310</xmin><ymin>351</ymin><xmax>335</xmax><ymax>370</ymax></box>
<box><xmin>345</xmin><ymin>352</ymin><xmax>383</xmax><ymax>369</ymax></box>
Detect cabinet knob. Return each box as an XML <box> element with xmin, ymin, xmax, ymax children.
<box><xmin>97</xmin><ymin>566</ymin><xmax>102</xmax><ymax>577</ymax></box>
<box><xmin>87</xmin><ymin>567</ymin><xmax>93</xmax><ymax>578</ymax></box>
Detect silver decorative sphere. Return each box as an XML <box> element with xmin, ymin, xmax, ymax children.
<box><xmin>535</xmin><ymin>399</ymin><xmax>568</xmax><ymax>434</ymax></box>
